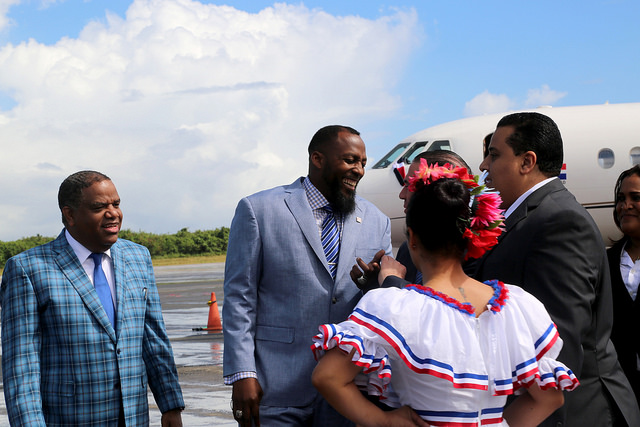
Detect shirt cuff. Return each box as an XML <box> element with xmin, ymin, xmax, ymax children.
<box><xmin>224</xmin><ymin>371</ymin><xmax>258</xmax><ymax>385</ymax></box>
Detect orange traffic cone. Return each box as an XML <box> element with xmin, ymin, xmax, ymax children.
<box><xmin>206</xmin><ymin>292</ymin><xmax>223</xmax><ymax>332</ymax></box>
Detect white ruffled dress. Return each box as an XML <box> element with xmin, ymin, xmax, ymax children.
<box><xmin>311</xmin><ymin>280</ymin><xmax>579</xmax><ymax>426</ymax></box>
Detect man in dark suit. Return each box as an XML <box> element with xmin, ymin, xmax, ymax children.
<box><xmin>473</xmin><ymin>112</ymin><xmax>640</xmax><ymax>426</ymax></box>
<box><xmin>1</xmin><ymin>170</ymin><xmax>184</xmax><ymax>426</ymax></box>
<box><xmin>222</xmin><ymin>125</ymin><xmax>392</xmax><ymax>426</ymax></box>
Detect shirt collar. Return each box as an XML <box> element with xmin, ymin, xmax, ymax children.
<box><xmin>504</xmin><ymin>177</ymin><xmax>557</xmax><ymax>219</ymax></box>
<box><xmin>302</xmin><ymin>176</ymin><xmax>330</xmax><ymax>210</ymax></box>
<box><xmin>620</xmin><ymin>245</ymin><xmax>638</xmax><ymax>268</ymax></box>
<box><xmin>65</xmin><ymin>229</ymin><xmax>112</xmax><ymax>263</ymax></box>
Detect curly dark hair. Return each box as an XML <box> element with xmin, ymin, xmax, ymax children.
<box><xmin>406</xmin><ymin>177</ymin><xmax>470</xmax><ymax>259</ymax></box>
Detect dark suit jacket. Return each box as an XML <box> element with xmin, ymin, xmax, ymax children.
<box><xmin>607</xmin><ymin>238</ymin><xmax>640</xmax><ymax>408</ymax></box>
<box><xmin>381</xmin><ymin>241</ymin><xmax>417</xmax><ymax>289</ymax></box>
<box><xmin>474</xmin><ymin>179</ymin><xmax>640</xmax><ymax>427</ymax></box>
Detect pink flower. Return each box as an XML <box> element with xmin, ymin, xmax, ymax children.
<box><xmin>408</xmin><ymin>161</ymin><xmax>474</xmax><ymax>192</ymax></box>
<box><xmin>407</xmin><ymin>159</ymin><xmax>505</xmax><ymax>260</ymax></box>
<box><xmin>471</xmin><ymin>193</ymin><xmax>504</xmax><ymax>228</ymax></box>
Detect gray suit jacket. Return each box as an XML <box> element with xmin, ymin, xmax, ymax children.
<box><xmin>474</xmin><ymin>179</ymin><xmax>640</xmax><ymax>427</ymax></box>
<box><xmin>222</xmin><ymin>178</ymin><xmax>392</xmax><ymax>407</ymax></box>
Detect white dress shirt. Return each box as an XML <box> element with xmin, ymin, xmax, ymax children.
<box><xmin>65</xmin><ymin>229</ymin><xmax>117</xmax><ymax>304</ymax></box>
<box><xmin>504</xmin><ymin>177</ymin><xmax>558</xmax><ymax>219</ymax></box>
<box><xmin>619</xmin><ymin>246</ymin><xmax>640</xmax><ymax>301</ymax></box>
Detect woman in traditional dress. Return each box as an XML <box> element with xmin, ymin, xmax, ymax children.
<box><xmin>311</xmin><ymin>161</ymin><xmax>579</xmax><ymax>427</ymax></box>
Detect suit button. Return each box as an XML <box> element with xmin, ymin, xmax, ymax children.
<box><xmin>332</xmin><ymin>297</ymin><xmax>337</xmax><ymax>304</ymax></box>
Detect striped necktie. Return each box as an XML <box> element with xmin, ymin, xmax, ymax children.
<box><xmin>321</xmin><ymin>205</ymin><xmax>340</xmax><ymax>280</ymax></box>
<box><xmin>415</xmin><ymin>270</ymin><xmax>423</xmax><ymax>285</ymax></box>
<box><xmin>89</xmin><ymin>252</ymin><xmax>116</xmax><ymax>327</ymax></box>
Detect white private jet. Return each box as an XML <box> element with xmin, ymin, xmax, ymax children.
<box><xmin>358</xmin><ymin>102</ymin><xmax>640</xmax><ymax>247</ymax></box>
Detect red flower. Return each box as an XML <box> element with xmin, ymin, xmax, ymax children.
<box><xmin>408</xmin><ymin>160</ymin><xmax>505</xmax><ymax>260</ymax></box>
<box><xmin>463</xmin><ymin>227</ymin><xmax>502</xmax><ymax>260</ymax></box>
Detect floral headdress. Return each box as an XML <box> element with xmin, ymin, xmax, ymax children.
<box><xmin>408</xmin><ymin>158</ymin><xmax>504</xmax><ymax>260</ymax></box>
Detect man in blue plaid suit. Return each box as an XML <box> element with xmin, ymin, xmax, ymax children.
<box><xmin>1</xmin><ymin>171</ymin><xmax>184</xmax><ymax>426</ymax></box>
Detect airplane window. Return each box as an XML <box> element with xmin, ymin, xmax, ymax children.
<box><xmin>630</xmin><ymin>147</ymin><xmax>640</xmax><ymax>165</ymax></box>
<box><xmin>598</xmin><ymin>148</ymin><xmax>615</xmax><ymax>169</ymax></box>
<box><xmin>371</xmin><ymin>143</ymin><xmax>410</xmax><ymax>169</ymax></box>
<box><xmin>403</xmin><ymin>141</ymin><xmax>429</xmax><ymax>163</ymax></box>
<box><xmin>427</xmin><ymin>140</ymin><xmax>452</xmax><ymax>151</ymax></box>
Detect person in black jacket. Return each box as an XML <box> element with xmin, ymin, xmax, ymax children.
<box><xmin>608</xmin><ymin>164</ymin><xmax>640</xmax><ymax>409</ymax></box>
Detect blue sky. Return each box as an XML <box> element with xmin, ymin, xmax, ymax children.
<box><xmin>0</xmin><ymin>0</ymin><xmax>638</xmax><ymax>240</ymax></box>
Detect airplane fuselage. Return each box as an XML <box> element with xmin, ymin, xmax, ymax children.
<box><xmin>358</xmin><ymin>103</ymin><xmax>640</xmax><ymax>248</ymax></box>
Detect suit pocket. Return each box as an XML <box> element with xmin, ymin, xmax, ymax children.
<box><xmin>55</xmin><ymin>381</ymin><xmax>75</xmax><ymax>397</ymax></box>
<box><xmin>255</xmin><ymin>324</ymin><xmax>294</xmax><ymax>344</ymax></box>
<box><xmin>355</xmin><ymin>246</ymin><xmax>384</xmax><ymax>264</ymax></box>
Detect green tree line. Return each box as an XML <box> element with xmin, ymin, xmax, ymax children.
<box><xmin>0</xmin><ymin>227</ymin><xmax>229</xmax><ymax>269</ymax></box>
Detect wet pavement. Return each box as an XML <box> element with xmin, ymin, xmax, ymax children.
<box><xmin>0</xmin><ymin>263</ymin><xmax>236</xmax><ymax>426</ymax></box>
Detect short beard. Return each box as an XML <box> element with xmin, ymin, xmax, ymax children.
<box><xmin>327</xmin><ymin>179</ymin><xmax>357</xmax><ymax>215</ymax></box>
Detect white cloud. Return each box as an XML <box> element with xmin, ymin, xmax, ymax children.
<box><xmin>524</xmin><ymin>84</ymin><xmax>567</xmax><ymax>107</ymax></box>
<box><xmin>0</xmin><ymin>0</ymin><xmax>20</xmax><ymax>32</ymax></box>
<box><xmin>0</xmin><ymin>0</ymin><xmax>420</xmax><ymax>240</ymax></box>
<box><xmin>464</xmin><ymin>85</ymin><xmax>567</xmax><ymax>118</ymax></box>
<box><xmin>463</xmin><ymin>90</ymin><xmax>515</xmax><ymax>117</ymax></box>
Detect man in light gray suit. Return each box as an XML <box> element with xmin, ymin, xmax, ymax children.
<box><xmin>222</xmin><ymin>125</ymin><xmax>392</xmax><ymax>426</ymax></box>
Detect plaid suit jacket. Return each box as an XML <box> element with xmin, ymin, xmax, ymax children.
<box><xmin>1</xmin><ymin>231</ymin><xmax>184</xmax><ymax>426</ymax></box>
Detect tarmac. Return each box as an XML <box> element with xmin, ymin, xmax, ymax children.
<box><xmin>0</xmin><ymin>263</ymin><xmax>236</xmax><ymax>426</ymax></box>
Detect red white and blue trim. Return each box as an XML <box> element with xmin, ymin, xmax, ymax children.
<box><xmin>415</xmin><ymin>407</ymin><xmax>504</xmax><ymax>426</ymax></box>
<box><xmin>311</xmin><ymin>280</ymin><xmax>580</xmax><ymax>425</ymax></box>
<box><xmin>348</xmin><ymin>307</ymin><xmax>490</xmax><ymax>390</ymax></box>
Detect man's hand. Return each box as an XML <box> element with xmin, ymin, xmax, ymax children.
<box><xmin>350</xmin><ymin>249</ymin><xmax>386</xmax><ymax>291</ymax></box>
<box><xmin>161</xmin><ymin>408</ymin><xmax>183</xmax><ymax>427</ymax></box>
<box><xmin>232</xmin><ymin>378</ymin><xmax>263</xmax><ymax>427</ymax></box>
<box><xmin>378</xmin><ymin>255</ymin><xmax>407</xmax><ymax>284</ymax></box>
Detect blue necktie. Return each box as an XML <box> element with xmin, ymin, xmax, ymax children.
<box><xmin>415</xmin><ymin>270</ymin><xmax>423</xmax><ymax>285</ymax></box>
<box><xmin>321</xmin><ymin>206</ymin><xmax>340</xmax><ymax>280</ymax></box>
<box><xmin>89</xmin><ymin>253</ymin><xmax>115</xmax><ymax>327</ymax></box>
